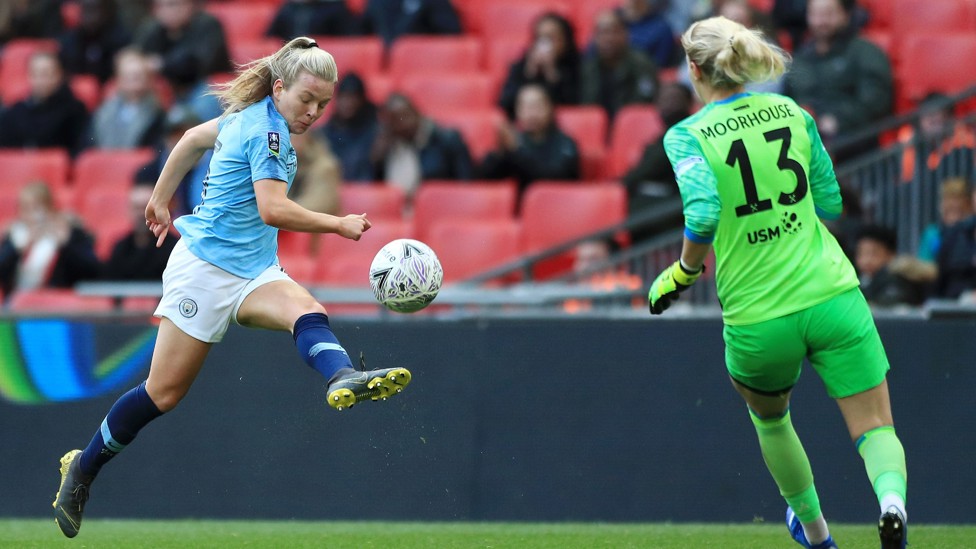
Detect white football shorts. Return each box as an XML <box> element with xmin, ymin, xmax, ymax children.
<box><xmin>154</xmin><ymin>239</ymin><xmax>292</xmax><ymax>343</ymax></box>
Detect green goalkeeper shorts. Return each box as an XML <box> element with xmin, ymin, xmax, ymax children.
<box><xmin>723</xmin><ymin>288</ymin><xmax>890</xmax><ymax>398</ymax></box>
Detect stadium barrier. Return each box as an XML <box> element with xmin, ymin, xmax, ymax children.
<box><xmin>1</xmin><ymin>315</ymin><xmax>972</xmax><ymax>524</ymax></box>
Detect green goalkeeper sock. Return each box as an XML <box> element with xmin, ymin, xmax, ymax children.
<box><xmin>857</xmin><ymin>426</ymin><xmax>907</xmax><ymax>512</ymax></box>
<box><xmin>750</xmin><ymin>409</ymin><xmax>822</xmax><ymax>523</ymax></box>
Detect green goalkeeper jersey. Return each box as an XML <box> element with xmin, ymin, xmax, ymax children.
<box><xmin>664</xmin><ymin>92</ymin><xmax>858</xmax><ymax>325</ymax></box>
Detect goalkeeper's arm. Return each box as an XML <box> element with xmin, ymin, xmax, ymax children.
<box><xmin>647</xmin><ymin>238</ymin><xmax>711</xmax><ymax>315</ymax></box>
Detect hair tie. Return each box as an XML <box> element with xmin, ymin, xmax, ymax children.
<box><xmin>301</xmin><ymin>40</ymin><xmax>318</xmax><ymax>49</ymax></box>
<box><xmin>728</xmin><ymin>35</ymin><xmax>738</xmax><ymax>55</ymax></box>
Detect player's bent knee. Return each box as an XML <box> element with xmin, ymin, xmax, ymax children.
<box><xmin>145</xmin><ymin>385</ymin><xmax>188</xmax><ymax>413</ymax></box>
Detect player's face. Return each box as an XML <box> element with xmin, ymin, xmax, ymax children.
<box><xmin>273</xmin><ymin>72</ymin><xmax>335</xmax><ymax>134</ymax></box>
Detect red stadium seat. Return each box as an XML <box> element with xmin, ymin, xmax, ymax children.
<box><xmin>205</xmin><ymin>2</ymin><xmax>276</xmax><ymax>44</ymax></box>
<box><xmin>520</xmin><ymin>181</ymin><xmax>627</xmax><ymax>278</ymax></box>
<box><xmin>0</xmin><ymin>39</ymin><xmax>58</xmax><ymax>104</ymax></box>
<box><xmin>412</xmin><ymin>180</ymin><xmax>518</xmax><ymax>241</ymax></box>
<box><xmin>432</xmin><ymin>108</ymin><xmax>506</xmax><ymax>163</ymax></box>
<box><xmin>313</xmin><ymin>37</ymin><xmax>385</xmax><ymax>80</ymax></box>
<box><xmin>70</xmin><ymin>75</ymin><xmax>103</xmax><ymax>112</ymax></box>
<box><xmin>364</xmin><ymin>73</ymin><xmax>393</xmax><ymax>105</ymax></box>
<box><xmin>0</xmin><ymin>149</ymin><xmax>71</xmax><ymax>194</ymax></box>
<box><xmin>90</xmin><ymin>214</ymin><xmax>133</xmax><ymax>261</ymax></box>
<box><xmin>463</xmin><ymin>0</ymin><xmax>573</xmax><ymax>43</ymax></box>
<box><xmin>399</xmin><ymin>72</ymin><xmax>496</xmax><ymax>113</ymax></box>
<box><xmin>277</xmin><ymin>230</ymin><xmax>313</xmax><ymax>258</ymax></box>
<box><xmin>892</xmin><ymin>0</ymin><xmax>976</xmax><ymax>34</ymax></box>
<box><xmin>75</xmin><ymin>185</ymin><xmax>132</xmax><ymax>232</ymax></box>
<box><xmin>897</xmin><ymin>33</ymin><xmax>976</xmax><ymax>111</ymax></box>
<box><xmin>229</xmin><ymin>38</ymin><xmax>284</xmax><ymax>66</ymax></box>
<box><xmin>556</xmin><ymin>106</ymin><xmax>609</xmax><ymax>179</ymax></box>
<box><xmin>860</xmin><ymin>0</ymin><xmax>893</xmax><ymax>30</ymax></box>
<box><xmin>425</xmin><ymin>219</ymin><xmax>522</xmax><ymax>283</ymax></box>
<box><xmin>278</xmin><ymin>254</ymin><xmax>316</xmax><ymax>285</ymax></box>
<box><xmin>388</xmin><ymin>36</ymin><xmax>483</xmax><ymax>80</ymax></box>
<box><xmin>72</xmin><ymin>149</ymin><xmax>155</xmax><ymax>193</ymax></box>
<box><xmin>339</xmin><ymin>184</ymin><xmax>406</xmax><ymax>220</ymax></box>
<box><xmin>607</xmin><ymin>105</ymin><xmax>665</xmax><ymax>178</ymax></box>
<box><xmin>7</xmin><ymin>289</ymin><xmax>115</xmax><ymax>313</ymax></box>
<box><xmin>314</xmin><ymin>220</ymin><xmax>413</xmax><ymax>284</ymax></box>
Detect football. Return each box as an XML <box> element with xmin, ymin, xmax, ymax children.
<box><xmin>369</xmin><ymin>239</ymin><xmax>444</xmax><ymax>313</ymax></box>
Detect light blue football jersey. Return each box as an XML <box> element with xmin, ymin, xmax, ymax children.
<box><xmin>174</xmin><ymin>96</ymin><xmax>298</xmax><ymax>278</ymax></box>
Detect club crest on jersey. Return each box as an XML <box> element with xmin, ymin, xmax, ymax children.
<box><xmin>268</xmin><ymin>132</ymin><xmax>280</xmax><ymax>157</ymax></box>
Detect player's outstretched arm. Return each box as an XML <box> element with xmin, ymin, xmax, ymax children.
<box><xmin>253</xmin><ymin>178</ymin><xmax>371</xmax><ymax>240</ymax></box>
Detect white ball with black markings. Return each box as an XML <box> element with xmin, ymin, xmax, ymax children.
<box><xmin>369</xmin><ymin>239</ymin><xmax>443</xmax><ymax>313</ymax></box>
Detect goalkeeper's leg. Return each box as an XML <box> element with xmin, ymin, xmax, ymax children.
<box><xmin>732</xmin><ymin>380</ymin><xmax>833</xmax><ymax>547</ymax></box>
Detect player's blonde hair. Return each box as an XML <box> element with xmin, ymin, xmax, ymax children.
<box><xmin>214</xmin><ymin>36</ymin><xmax>338</xmax><ymax>115</ymax></box>
<box><xmin>681</xmin><ymin>16</ymin><xmax>789</xmax><ymax>90</ymax></box>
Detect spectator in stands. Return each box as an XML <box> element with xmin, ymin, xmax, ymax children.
<box><xmin>321</xmin><ymin>73</ymin><xmax>379</xmax><ymax>182</ymax></box>
<box><xmin>623</xmin><ymin>82</ymin><xmax>693</xmax><ymax>214</ymax></box>
<box><xmin>114</xmin><ymin>0</ymin><xmax>154</xmax><ymax>36</ymax></box>
<box><xmin>677</xmin><ymin>0</ymin><xmax>784</xmax><ymax>94</ymax></box>
<box><xmin>580</xmin><ymin>9</ymin><xmax>658</xmax><ymax>122</ymax></box>
<box><xmin>101</xmin><ymin>183</ymin><xmax>178</xmax><ymax>281</ymax></box>
<box><xmin>856</xmin><ymin>225</ymin><xmax>928</xmax><ymax>307</ymax></box>
<box><xmin>897</xmin><ymin>93</ymin><xmax>975</xmax><ymax>184</ymax></box>
<box><xmin>563</xmin><ymin>237</ymin><xmax>642</xmax><ymax>313</ymax></box>
<box><xmin>90</xmin><ymin>49</ymin><xmax>166</xmax><ymax>150</ymax></box>
<box><xmin>133</xmin><ymin>0</ymin><xmax>231</xmax><ymax>120</ymax></box>
<box><xmin>362</xmin><ymin>0</ymin><xmax>461</xmax><ymax>47</ymax></box>
<box><xmin>137</xmin><ymin>105</ymin><xmax>212</xmax><ymax>215</ymax></box>
<box><xmin>289</xmin><ymin>131</ymin><xmax>342</xmax><ymax>216</ymax></box>
<box><xmin>933</xmin><ymin>195</ymin><xmax>976</xmax><ymax>300</ymax></box>
<box><xmin>784</xmin><ymin>0</ymin><xmax>893</xmax><ymax>151</ymax></box>
<box><xmin>370</xmin><ymin>93</ymin><xmax>474</xmax><ymax>198</ymax></box>
<box><xmin>772</xmin><ymin>0</ymin><xmax>808</xmax><ymax>51</ymax></box>
<box><xmin>59</xmin><ymin>0</ymin><xmax>132</xmax><ymax>84</ymax></box>
<box><xmin>618</xmin><ymin>0</ymin><xmax>675</xmax><ymax>68</ymax></box>
<box><xmin>481</xmin><ymin>84</ymin><xmax>581</xmax><ymax>193</ymax></box>
<box><xmin>0</xmin><ymin>52</ymin><xmax>90</xmax><ymax>155</ymax></box>
<box><xmin>918</xmin><ymin>177</ymin><xmax>974</xmax><ymax>263</ymax></box>
<box><xmin>0</xmin><ymin>0</ymin><xmax>63</xmax><ymax>44</ymax></box>
<box><xmin>498</xmin><ymin>12</ymin><xmax>581</xmax><ymax>120</ymax></box>
<box><xmin>268</xmin><ymin>0</ymin><xmax>361</xmax><ymax>40</ymax></box>
<box><xmin>0</xmin><ymin>182</ymin><xmax>100</xmax><ymax>301</ymax></box>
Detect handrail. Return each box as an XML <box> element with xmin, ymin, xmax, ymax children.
<box><xmin>462</xmin><ymin>196</ymin><xmax>684</xmax><ymax>284</ymax></box>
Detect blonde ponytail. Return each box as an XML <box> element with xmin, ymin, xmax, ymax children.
<box><xmin>681</xmin><ymin>16</ymin><xmax>789</xmax><ymax>89</ymax></box>
<box><xmin>213</xmin><ymin>36</ymin><xmax>338</xmax><ymax>115</ymax></box>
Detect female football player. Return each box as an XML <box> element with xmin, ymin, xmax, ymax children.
<box><xmin>646</xmin><ymin>16</ymin><xmax>908</xmax><ymax>549</ymax></box>
<box><xmin>52</xmin><ymin>37</ymin><xmax>411</xmax><ymax>538</ymax></box>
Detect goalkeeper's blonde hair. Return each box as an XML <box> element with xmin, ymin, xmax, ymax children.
<box><xmin>681</xmin><ymin>16</ymin><xmax>789</xmax><ymax>90</ymax></box>
<box><xmin>213</xmin><ymin>36</ymin><xmax>338</xmax><ymax>115</ymax></box>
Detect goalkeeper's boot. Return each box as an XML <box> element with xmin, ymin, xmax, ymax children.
<box><xmin>879</xmin><ymin>506</ymin><xmax>907</xmax><ymax>549</ymax></box>
<box><xmin>787</xmin><ymin>507</ymin><xmax>839</xmax><ymax>549</ymax></box>
<box><xmin>53</xmin><ymin>449</ymin><xmax>93</xmax><ymax>538</ymax></box>
<box><xmin>326</xmin><ymin>352</ymin><xmax>411</xmax><ymax>411</ymax></box>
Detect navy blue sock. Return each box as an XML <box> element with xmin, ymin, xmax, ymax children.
<box><xmin>78</xmin><ymin>381</ymin><xmax>163</xmax><ymax>477</ymax></box>
<box><xmin>294</xmin><ymin>313</ymin><xmax>354</xmax><ymax>383</ymax></box>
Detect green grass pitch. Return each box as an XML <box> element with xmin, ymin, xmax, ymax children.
<box><xmin>1</xmin><ymin>520</ymin><xmax>973</xmax><ymax>548</ymax></box>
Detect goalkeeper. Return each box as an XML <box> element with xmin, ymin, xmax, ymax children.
<box><xmin>647</xmin><ymin>15</ymin><xmax>908</xmax><ymax>549</ymax></box>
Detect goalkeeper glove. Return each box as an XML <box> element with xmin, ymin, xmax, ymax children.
<box><xmin>648</xmin><ymin>260</ymin><xmax>704</xmax><ymax>315</ymax></box>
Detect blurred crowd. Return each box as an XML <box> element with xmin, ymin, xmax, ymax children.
<box><xmin>0</xmin><ymin>0</ymin><xmax>974</xmax><ymax>310</ymax></box>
